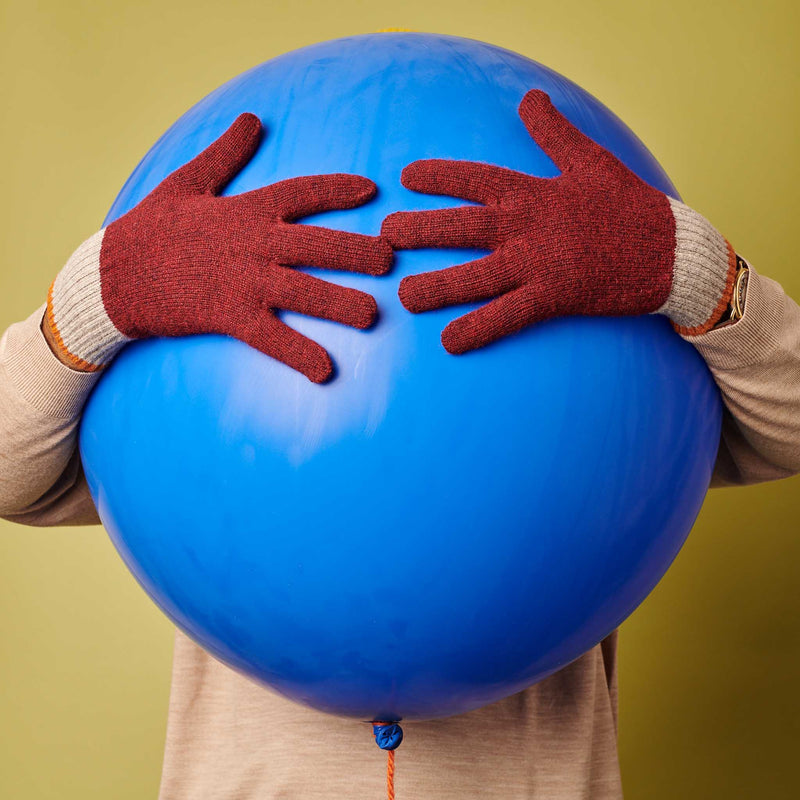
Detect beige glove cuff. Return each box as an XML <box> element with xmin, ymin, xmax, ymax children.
<box><xmin>45</xmin><ymin>229</ymin><xmax>132</xmax><ymax>371</ymax></box>
<box><xmin>656</xmin><ymin>198</ymin><xmax>738</xmax><ymax>336</ymax></box>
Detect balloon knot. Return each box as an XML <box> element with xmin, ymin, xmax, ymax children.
<box><xmin>372</xmin><ymin>721</ymin><xmax>403</xmax><ymax>750</ymax></box>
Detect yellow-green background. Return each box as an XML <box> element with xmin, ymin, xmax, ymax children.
<box><xmin>1</xmin><ymin>0</ymin><xmax>798</xmax><ymax>797</ymax></box>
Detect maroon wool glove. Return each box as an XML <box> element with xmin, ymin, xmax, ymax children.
<box><xmin>46</xmin><ymin>113</ymin><xmax>393</xmax><ymax>382</ymax></box>
<box><xmin>382</xmin><ymin>90</ymin><xmax>737</xmax><ymax>354</ymax></box>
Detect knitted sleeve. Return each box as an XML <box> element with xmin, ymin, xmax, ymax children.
<box><xmin>685</xmin><ymin>267</ymin><xmax>800</xmax><ymax>487</ymax></box>
<box><xmin>0</xmin><ymin>304</ymin><xmax>100</xmax><ymax>526</ymax></box>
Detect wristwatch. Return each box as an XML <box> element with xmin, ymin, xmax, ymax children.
<box><xmin>714</xmin><ymin>255</ymin><xmax>750</xmax><ymax>328</ymax></box>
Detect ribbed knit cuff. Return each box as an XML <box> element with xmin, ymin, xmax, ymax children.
<box><xmin>657</xmin><ymin>199</ymin><xmax>737</xmax><ymax>335</ymax></box>
<box><xmin>2</xmin><ymin>304</ymin><xmax>101</xmax><ymax>418</ymax></box>
<box><xmin>681</xmin><ymin>268</ymin><xmax>786</xmax><ymax>371</ymax></box>
<box><xmin>46</xmin><ymin>229</ymin><xmax>131</xmax><ymax>371</ymax></box>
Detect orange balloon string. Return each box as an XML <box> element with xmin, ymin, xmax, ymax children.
<box><xmin>387</xmin><ymin>748</ymin><xmax>396</xmax><ymax>800</ymax></box>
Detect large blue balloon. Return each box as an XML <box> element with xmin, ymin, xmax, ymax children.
<box><xmin>80</xmin><ymin>33</ymin><xmax>722</xmax><ymax>721</ymax></box>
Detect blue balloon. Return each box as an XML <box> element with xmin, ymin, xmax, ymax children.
<box><xmin>80</xmin><ymin>33</ymin><xmax>722</xmax><ymax>721</ymax></box>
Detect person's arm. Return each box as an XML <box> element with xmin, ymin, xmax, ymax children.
<box><xmin>382</xmin><ymin>90</ymin><xmax>800</xmax><ymax>488</ymax></box>
<box><xmin>687</xmin><ymin>267</ymin><xmax>800</xmax><ymax>487</ymax></box>
<box><xmin>2</xmin><ymin>114</ymin><xmax>392</xmax><ymax>528</ymax></box>
<box><xmin>0</xmin><ymin>304</ymin><xmax>101</xmax><ymax>526</ymax></box>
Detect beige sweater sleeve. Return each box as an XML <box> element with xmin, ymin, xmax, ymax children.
<box><xmin>0</xmin><ymin>304</ymin><xmax>101</xmax><ymax>525</ymax></box>
<box><xmin>686</xmin><ymin>269</ymin><xmax>800</xmax><ymax>486</ymax></box>
<box><xmin>1</xmin><ymin>268</ymin><xmax>799</xmax><ymax>528</ymax></box>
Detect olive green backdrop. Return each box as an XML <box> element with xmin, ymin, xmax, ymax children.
<box><xmin>1</xmin><ymin>0</ymin><xmax>798</xmax><ymax>797</ymax></box>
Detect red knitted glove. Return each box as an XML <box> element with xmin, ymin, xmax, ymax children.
<box><xmin>47</xmin><ymin>113</ymin><xmax>393</xmax><ymax>382</ymax></box>
<box><xmin>382</xmin><ymin>90</ymin><xmax>737</xmax><ymax>354</ymax></box>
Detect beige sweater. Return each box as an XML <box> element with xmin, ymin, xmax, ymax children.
<box><xmin>1</xmin><ymin>268</ymin><xmax>799</xmax><ymax>799</ymax></box>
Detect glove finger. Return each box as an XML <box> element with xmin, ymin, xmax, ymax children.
<box><xmin>398</xmin><ymin>251</ymin><xmax>519</xmax><ymax>313</ymax></box>
<box><xmin>273</xmin><ymin>225</ymin><xmax>393</xmax><ymax>274</ymax></box>
<box><xmin>268</xmin><ymin>268</ymin><xmax>378</xmax><ymax>329</ymax></box>
<box><xmin>168</xmin><ymin>113</ymin><xmax>263</xmax><ymax>195</ymax></box>
<box><xmin>237</xmin><ymin>312</ymin><xmax>334</xmax><ymax>384</ymax></box>
<box><xmin>440</xmin><ymin>284</ymin><xmax>551</xmax><ymax>354</ymax></box>
<box><xmin>400</xmin><ymin>159</ymin><xmax>525</xmax><ymax>203</ymax></box>
<box><xmin>518</xmin><ymin>90</ymin><xmax>606</xmax><ymax>173</ymax></box>
<box><xmin>245</xmin><ymin>174</ymin><xmax>378</xmax><ymax>220</ymax></box>
<box><xmin>381</xmin><ymin>206</ymin><xmax>501</xmax><ymax>250</ymax></box>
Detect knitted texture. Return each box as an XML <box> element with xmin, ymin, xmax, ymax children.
<box><xmin>46</xmin><ymin>113</ymin><xmax>393</xmax><ymax>382</ymax></box>
<box><xmin>382</xmin><ymin>89</ymin><xmax>736</xmax><ymax>354</ymax></box>
<box><xmin>47</xmin><ymin>229</ymin><xmax>131</xmax><ymax>372</ymax></box>
<box><xmin>659</xmin><ymin>197</ymin><xmax>737</xmax><ymax>335</ymax></box>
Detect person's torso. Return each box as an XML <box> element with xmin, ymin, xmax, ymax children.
<box><xmin>157</xmin><ymin>630</ymin><xmax>623</xmax><ymax>800</ymax></box>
